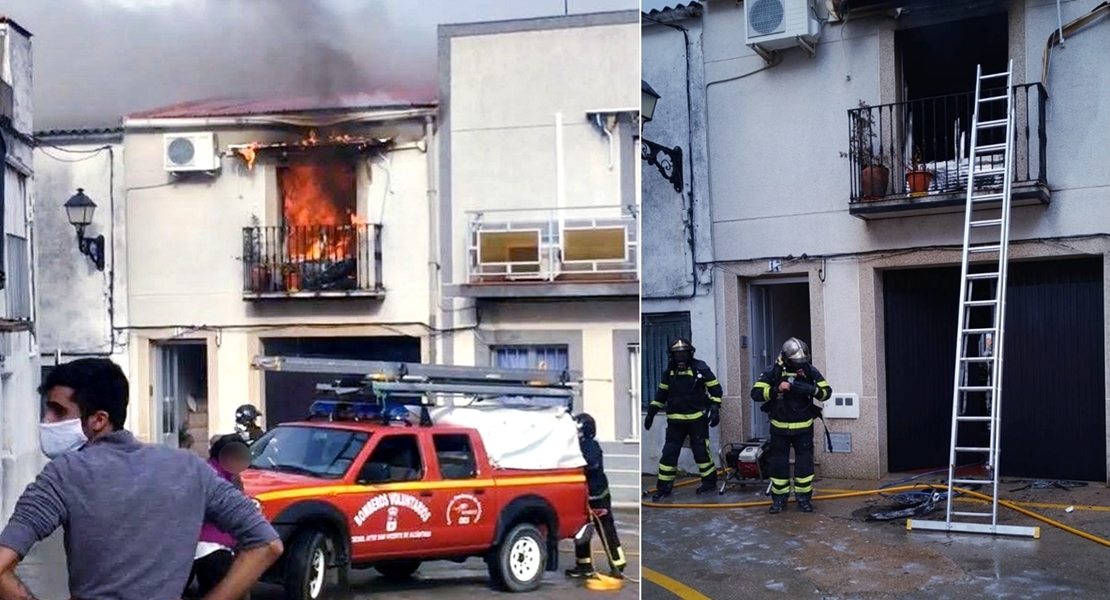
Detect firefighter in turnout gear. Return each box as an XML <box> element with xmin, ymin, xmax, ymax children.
<box><xmin>645</xmin><ymin>338</ymin><xmax>723</xmax><ymax>500</ymax></box>
<box><xmin>750</xmin><ymin>338</ymin><xmax>832</xmax><ymax>514</ymax></box>
<box><xmin>565</xmin><ymin>413</ymin><xmax>627</xmax><ymax>583</ymax></box>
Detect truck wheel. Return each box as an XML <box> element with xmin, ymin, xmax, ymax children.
<box><xmin>374</xmin><ymin>560</ymin><xmax>421</xmax><ymax>581</ymax></box>
<box><xmin>283</xmin><ymin>530</ymin><xmax>330</xmax><ymax>600</ymax></box>
<box><xmin>488</xmin><ymin>523</ymin><xmax>547</xmax><ymax>592</ymax></box>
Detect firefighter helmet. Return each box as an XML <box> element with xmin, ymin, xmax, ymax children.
<box><xmin>781</xmin><ymin>338</ymin><xmax>810</xmax><ymax>369</ymax></box>
<box><xmin>574</xmin><ymin>413</ymin><xmax>597</xmax><ymax>440</ymax></box>
<box><xmin>235</xmin><ymin>404</ymin><xmax>261</xmax><ymax>426</ymax></box>
<box><xmin>669</xmin><ymin>338</ymin><xmax>696</xmax><ymax>361</ymax></box>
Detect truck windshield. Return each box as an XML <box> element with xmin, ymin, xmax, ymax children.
<box><xmin>249</xmin><ymin>426</ymin><xmax>370</xmax><ymax>480</ymax></box>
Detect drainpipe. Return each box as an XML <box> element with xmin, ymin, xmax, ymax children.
<box><xmin>424</xmin><ymin>115</ymin><xmax>438</xmax><ymax>364</ymax></box>
<box><xmin>1042</xmin><ymin>1</ymin><xmax>1110</xmax><ymax>86</ymax></box>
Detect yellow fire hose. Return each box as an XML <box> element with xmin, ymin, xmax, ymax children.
<box><xmin>642</xmin><ymin>476</ymin><xmax>1110</xmax><ymax>549</ymax></box>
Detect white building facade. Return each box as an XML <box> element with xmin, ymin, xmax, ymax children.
<box><xmin>438</xmin><ymin>11</ymin><xmax>642</xmax><ymax>503</ymax></box>
<box><xmin>0</xmin><ymin>17</ymin><xmax>42</xmax><ymax>521</ymax></box>
<box><xmin>698</xmin><ymin>0</ymin><xmax>1110</xmax><ymax>483</ymax></box>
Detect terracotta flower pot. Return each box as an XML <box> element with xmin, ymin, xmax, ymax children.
<box><xmin>860</xmin><ymin>165</ymin><xmax>890</xmax><ymax>199</ymax></box>
<box><xmin>906</xmin><ymin>170</ymin><xmax>934</xmax><ymax>195</ymax></box>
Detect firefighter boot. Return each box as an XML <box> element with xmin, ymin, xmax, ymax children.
<box><xmin>565</xmin><ymin>563</ymin><xmax>596</xmax><ymax>578</ymax></box>
<box><xmin>651</xmin><ymin>487</ymin><xmax>672</xmax><ymax>501</ymax></box>
<box><xmin>695</xmin><ymin>476</ymin><xmax>718</xmax><ymax>495</ymax></box>
<box><xmin>796</xmin><ymin>493</ymin><xmax>814</xmax><ymax>513</ymax></box>
<box><xmin>769</xmin><ymin>494</ymin><xmax>788</xmax><ymax>514</ymax></box>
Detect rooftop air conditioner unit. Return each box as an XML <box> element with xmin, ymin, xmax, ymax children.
<box><xmin>163</xmin><ymin>132</ymin><xmax>221</xmax><ymax>173</ymax></box>
<box><xmin>744</xmin><ymin>0</ymin><xmax>821</xmax><ymax>62</ymax></box>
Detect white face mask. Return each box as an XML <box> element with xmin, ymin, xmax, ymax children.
<box><xmin>39</xmin><ymin>418</ymin><xmax>89</xmax><ymax>459</ymax></box>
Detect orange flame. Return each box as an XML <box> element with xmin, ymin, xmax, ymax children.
<box><xmin>278</xmin><ymin>161</ymin><xmax>361</xmax><ymax>263</ymax></box>
<box><xmin>238</xmin><ymin>143</ymin><xmax>259</xmax><ymax>169</ymax></box>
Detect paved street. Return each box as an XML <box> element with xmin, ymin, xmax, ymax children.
<box><xmin>642</xmin><ymin>476</ymin><xmax>1110</xmax><ymax>600</ymax></box>
<box><xmin>15</xmin><ymin>508</ymin><xmax>639</xmax><ymax>600</ymax></box>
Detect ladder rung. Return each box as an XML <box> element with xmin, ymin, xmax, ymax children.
<box><xmin>977</xmin><ymin>119</ymin><xmax>1008</xmax><ymax>129</ymax></box>
<box><xmin>978</xmin><ymin>95</ymin><xmax>1009</xmax><ymax>103</ymax></box>
<box><xmin>971</xmin><ymin>193</ymin><xmax>1005</xmax><ymax>203</ymax></box>
<box><xmin>963</xmin><ymin>299</ymin><xmax>998</xmax><ymax>306</ymax></box>
<box><xmin>980</xmin><ymin>71</ymin><xmax>1011</xmax><ymax>80</ymax></box>
<box><xmin>959</xmin><ymin>385</ymin><xmax>994</xmax><ymax>391</ymax></box>
<box><xmin>952</xmin><ymin>478</ymin><xmax>995</xmax><ymax>485</ymax></box>
<box><xmin>954</xmin><ymin>447</ymin><xmax>993</xmax><ymax>453</ymax></box>
<box><xmin>967</xmin><ymin>245</ymin><xmax>1001</xmax><ymax>253</ymax></box>
<box><xmin>961</xmin><ymin>356</ymin><xmax>996</xmax><ymax>361</ymax></box>
<box><xmin>957</xmin><ymin>416</ymin><xmax>995</xmax><ymax>422</ymax></box>
<box><xmin>952</xmin><ymin>511</ymin><xmax>996</xmax><ymax>518</ymax></box>
<box><xmin>967</xmin><ymin>272</ymin><xmax>1000</xmax><ymax>280</ymax></box>
<box><xmin>963</xmin><ymin>328</ymin><xmax>998</xmax><ymax>334</ymax></box>
<box><xmin>974</xmin><ymin>167</ymin><xmax>1006</xmax><ymax>176</ymax></box>
<box><xmin>975</xmin><ymin>143</ymin><xmax>1007</xmax><ymax>153</ymax></box>
<box><xmin>970</xmin><ymin>219</ymin><xmax>1003</xmax><ymax>228</ymax></box>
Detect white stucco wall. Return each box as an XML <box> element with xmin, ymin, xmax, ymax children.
<box><xmin>0</xmin><ymin>20</ymin><xmax>40</xmax><ymax>522</ymax></box>
<box><xmin>445</xmin><ymin>17</ymin><xmax>640</xmax><ymax>285</ymax></box>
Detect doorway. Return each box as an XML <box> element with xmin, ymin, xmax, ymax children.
<box><xmin>749</xmin><ymin>279</ymin><xmax>812</xmax><ymax>437</ymax></box>
<box><xmin>152</xmin><ymin>341</ymin><xmax>208</xmax><ymax>450</ymax></box>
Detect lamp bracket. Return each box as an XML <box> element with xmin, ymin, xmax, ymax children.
<box><xmin>641</xmin><ymin>137</ymin><xmax>684</xmax><ymax>193</ymax></box>
<box><xmin>75</xmin><ymin>230</ymin><xmax>106</xmax><ymax>272</ymax></box>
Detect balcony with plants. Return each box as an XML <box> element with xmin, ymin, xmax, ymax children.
<box><xmin>843</xmin><ymin>84</ymin><xmax>1049</xmax><ymax>220</ymax></box>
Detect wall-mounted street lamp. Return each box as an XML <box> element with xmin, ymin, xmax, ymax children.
<box><xmin>640</xmin><ymin>79</ymin><xmax>684</xmax><ymax>193</ymax></box>
<box><xmin>64</xmin><ymin>188</ymin><xmax>105</xmax><ymax>272</ymax></box>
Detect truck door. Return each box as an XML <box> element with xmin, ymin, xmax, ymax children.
<box><xmin>432</xmin><ymin>432</ymin><xmax>496</xmax><ymax>552</ymax></box>
<box><xmin>349</xmin><ymin>432</ymin><xmax>438</xmax><ymax>559</ymax></box>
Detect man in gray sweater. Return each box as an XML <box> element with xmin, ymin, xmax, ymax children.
<box><xmin>0</xmin><ymin>358</ymin><xmax>283</xmax><ymax>600</ymax></box>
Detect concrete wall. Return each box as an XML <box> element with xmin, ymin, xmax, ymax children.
<box><xmin>640</xmin><ymin>7</ymin><xmax>726</xmax><ymax>476</ymax></box>
<box><xmin>701</xmin><ymin>0</ymin><xmax>1110</xmax><ymax>479</ymax></box>
<box><xmin>0</xmin><ymin>20</ymin><xmax>41</xmax><ymax>522</ymax></box>
<box><xmin>441</xmin><ymin>12</ymin><xmax>641</xmax><ymax>289</ymax></box>
<box><xmin>121</xmin><ymin>117</ymin><xmax>439</xmax><ymax>442</ymax></box>
<box><xmin>33</xmin><ymin>136</ymin><xmax>128</xmax><ymax>358</ymax></box>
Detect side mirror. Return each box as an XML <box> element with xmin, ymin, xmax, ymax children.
<box><xmin>358</xmin><ymin>462</ymin><xmax>391</xmax><ymax>484</ymax></box>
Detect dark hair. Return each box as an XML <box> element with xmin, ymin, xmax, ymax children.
<box><xmin>40</xmin><ymin>358</ymin><xmax>129</xmax><ymax>430</ymax></box>
<box><xmin>210</xmin><ymin>433</ymin><xmax>249</xmax><ymax>461</ymax></box>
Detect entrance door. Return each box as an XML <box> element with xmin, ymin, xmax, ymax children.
<box><xmin>152</xmin><ymin>342</ymin><xmax>208</xmax><ymax>448</ymax></box>
<box><xmin>749</xmin><ymin>280</ymin><xmax>812</xmax><ymax>437</ymax></box>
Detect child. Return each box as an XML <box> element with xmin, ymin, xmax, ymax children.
<box><xmin>189</xmin><ymin>434</ymin><xmax>252</xmax><ymax>598</ymax></box>
<box><xmin>565</xmin><ymin>413</ymin><xmax>627</xmax><ymax>580</ymax></box>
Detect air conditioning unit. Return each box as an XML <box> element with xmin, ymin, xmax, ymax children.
<box><xmin>163</xmin><ymin>132</ymin><xmax>221</xmax><ymax>173</ymax></box>
<box><xmin>744</xmin><ymin>0</ymin><xmax>821</xmax><ymax>61</ymax></box>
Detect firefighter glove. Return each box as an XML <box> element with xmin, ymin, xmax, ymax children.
<box><xmin>707</xmin><ymin>406</ymin><xmax>720</xmax><ymax>428</ymax></box>
<box><xmin>644</xmin><ymin>406</ymin><xmax>658</xmax><ymax>431</ymax></box>
<box><xmin>791</xmin><ymin>380</ymin><xmax>818</xmax><ymax>398</ymax></box>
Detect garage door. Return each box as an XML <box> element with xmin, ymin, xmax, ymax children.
<box><xmin>884</xmin><ymin>258</ymin><xmax>1105</xmax><ymax>481</ymax></box>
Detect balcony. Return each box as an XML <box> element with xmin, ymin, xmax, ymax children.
<box><xmin>846</xmin><ymin>83</ymin><xmax>1049</xmax><ymax>220</ymax></box>
<box><xmin>454</xmin><ymin>205</ymin><xmax>639</xmax><ymax>299</ymax></box>
<box><xmin>242</xmin><ymin>224</ymin><xmax>383</xmax><ymax>299</ymax></box>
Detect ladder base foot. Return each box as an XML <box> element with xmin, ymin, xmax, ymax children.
<box><xmin>906</xmin><ymin>519</ymin><xmax>1040</xmax><ymax>539</ymax></box>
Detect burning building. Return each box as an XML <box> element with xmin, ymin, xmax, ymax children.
<box><xmin>120</xmin><ymin>94</ymin><xmax>439</xmax><ymax>443</ymax></box>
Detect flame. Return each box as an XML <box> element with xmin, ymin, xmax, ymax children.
<box><xmin>238</xmin><ymin>143</ymin><xmax>259</xmax><ymax>169</ymax></box>
<box><xmin>278</xmin><ymin>162</ymin><xmax>362</xmax><ymax>264</ymax></box>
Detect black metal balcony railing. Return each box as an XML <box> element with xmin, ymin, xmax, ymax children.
<box><xmin>242</xmin><ymin>224</ymin><xmax>383</xmax><ymax>297</ymax></box>
<box><xmin>847</xmin><ymin>83</ymin><xmax>1047</xmax><ymax>202</ymax></box>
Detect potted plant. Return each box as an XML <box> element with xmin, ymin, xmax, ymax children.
<box><xmin>841</xmin><ymin>100</ymin><xmax>889</xmax><ymax>200</ymax></box>
<box><xmin>905</xmin><ymin>145</ymin><xmax>934</xmax><ymax>196</ymax></box>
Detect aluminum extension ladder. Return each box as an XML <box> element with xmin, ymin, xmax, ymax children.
<box><xmin>908</xmin><ymin>61</ymin><xmax>1039</xmax><ymax>539</ymax></box>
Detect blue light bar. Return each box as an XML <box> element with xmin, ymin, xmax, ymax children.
<box><xmin>308</xmin><ymin>400</ymin><xmax>383</xmax><ymax>421</ymax></box>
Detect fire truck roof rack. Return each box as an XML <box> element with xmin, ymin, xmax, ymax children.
<box><xmin>252</xmin><ymin>355</ymin><xmax>570</xmax><ymax>387</ymax></box>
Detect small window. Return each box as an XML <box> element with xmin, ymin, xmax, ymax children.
<box><xmin>492</xmin><ymin>345</ymin><xmax>569</xmax><ymax>372</ymax></box>
<box><xmin>434</xmin><ymin>434</ymin><xmax>477</xmax><ymax>480</ymax></box>
<box><xmin>361</xmin><ymin>434</ymin><xmax>423</xmax><ymax>483</ymax></box>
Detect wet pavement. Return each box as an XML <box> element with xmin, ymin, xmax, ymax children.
<box><xmin>642</xmin><ymin>476</ymin><xmax>1110</xmax><ymax>600</ymax></box>
<box><xmin>13</xmin><ymin>508</ymin><xmax>639</xmax><ymax>600</ymax></box>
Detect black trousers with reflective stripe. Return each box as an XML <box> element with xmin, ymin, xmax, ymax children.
<box><xmin>575</xmin><ymin>494</ymin><xmax>626</xmax><ymax>573</ymax></box>
<box><xmin>657</xmin><ymin>417</ymin><xmax>715</xmax><ymax>491</ymax></box>
<box><xmin>768</xmin><ymin>426</ymin><xmax>815</xmax><ymax>498</ymax></box>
